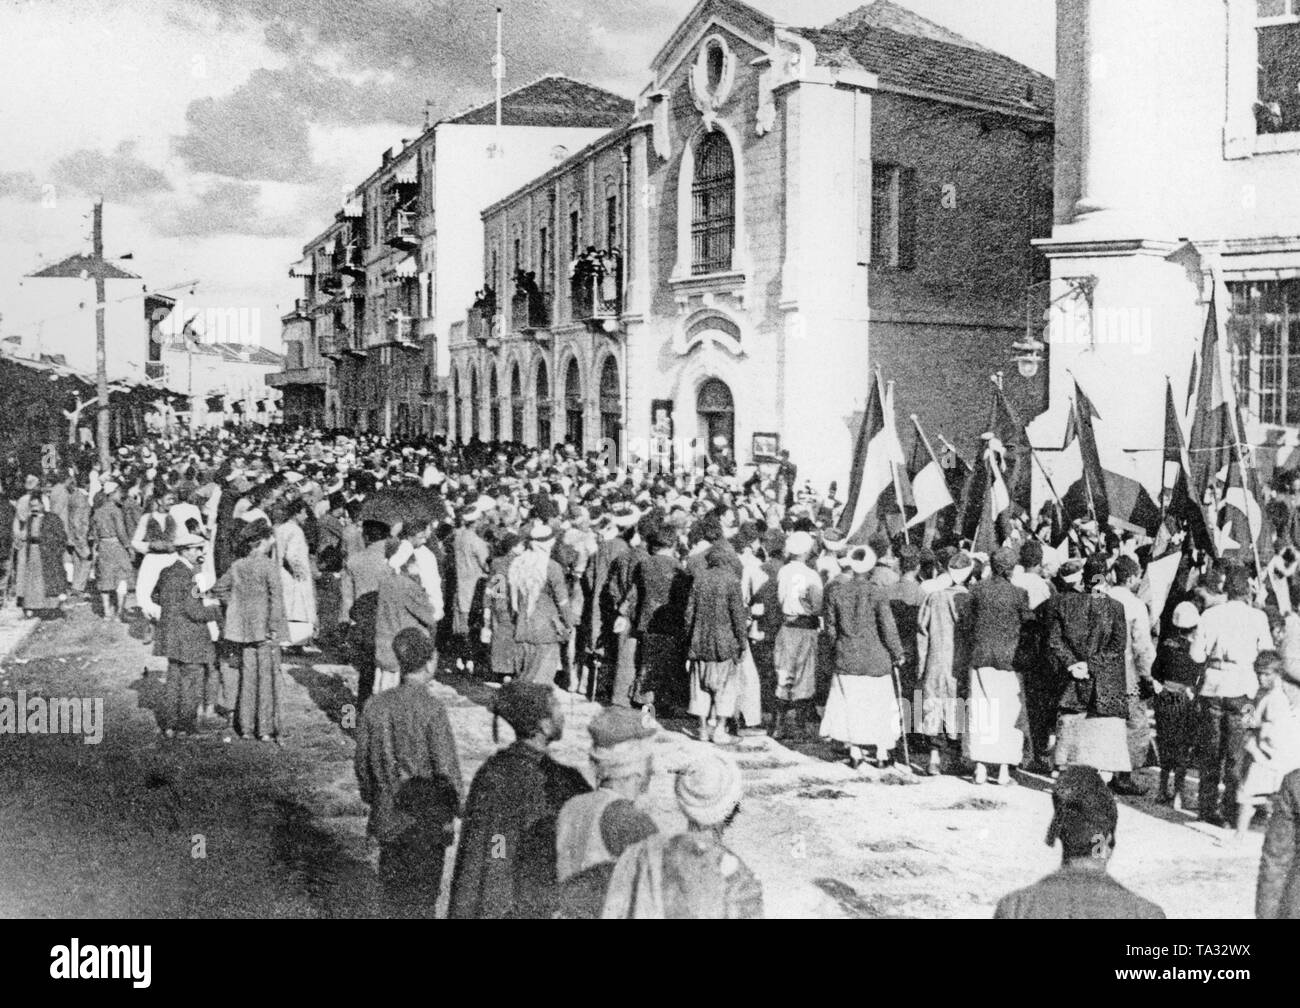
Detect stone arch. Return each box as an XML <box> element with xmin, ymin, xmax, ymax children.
<box><xmin>533</xmin><ymin>354</ymin><xmax>552</xmax><ymax>448</ymax></box>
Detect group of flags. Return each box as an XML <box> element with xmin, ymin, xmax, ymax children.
<box><xmin>838</xmin><ymin>281</ymin><xmax>1269</xmax><ymax>570</ymax></box>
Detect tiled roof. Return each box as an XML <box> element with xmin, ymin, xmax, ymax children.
<box><xmin>798</xmin><ymin>3</ymin><xmax>1053</xmax><ymax>118</ymax></box>
<box><xmin>824</xmin><ymin>1</ymin><xmax>994</xmax><ymax>54</ymax></box>
<box><xmin>445</xmin><ymin>75</ymin><xmax>633</xmax><ymax>129</ymax></box>
<box><xmin>27</xmin><ymin>253</ymin><xmax>140</xmax><ymax>280</ymax></box>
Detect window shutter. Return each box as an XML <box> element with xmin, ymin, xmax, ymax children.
<box><xmin>897</xmin><ymin>167</ymin><xmax>918</xmax><ymax>271</ymax></box>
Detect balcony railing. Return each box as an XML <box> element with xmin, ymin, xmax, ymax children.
<box><xmin>286</xmin><ymin>297</ymin><xmax>311</xmax><ymax>317</ymax></box>
<box><xmin>511</xmin><ymin>290</ymin><xmax>553</xmax><ymax>332</ymax></box>
<box><xmin>145</xmin><ymin>361</ymin><xmax>164</xmax><ymax>381</ymax></box>
<box><xmin>468</xmin><ymin>310</ymin><xmax>499</xmax><ymax>344</ymax></box>
<box><xmin>335</xmin><ymin>244</ymin><xmax>365</xmax><ymax>279</ymax></box>
<box><xmin>384</xmin><ymin>209</ymin><xmax>419</xmax><ymax>250</ymax></box>
<box><xmin>570</xmin><ymin>272</ymin><xmax>621</xmax><ymax>322</ymax></box>
<box><xmin>385</xmin><ymin>314</ymin><xmax>422</xmax><ymax>349</ymax></box>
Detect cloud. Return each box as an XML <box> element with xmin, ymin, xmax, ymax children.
<box><xmin>0</xmin><ymin>171</ymin><xmax>43</xmax><ymax>202</ymax></box>
<box><xmin>175</xmin><ymin>0</ymin><xmax>677</xmax><ymax>123</ymax></box>
<box><xmin>171</xmin><ymin>60</ymin><xmax>408</xmax><ymax>183</ymax></box>
<box><xmin>153</xmin><ymin>179</ymin><xmax>300</xmax><ymax>238</ymax></box>
<box><xmin>50</xmin><ymin>141</ymin><xmax>172</xmax><ymax>201</ymax></box>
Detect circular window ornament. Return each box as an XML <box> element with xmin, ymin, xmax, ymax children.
<box><xmin>690</xmin><ymin>34</ymin><xmax>736</xmax><ymax>112</ymax></box>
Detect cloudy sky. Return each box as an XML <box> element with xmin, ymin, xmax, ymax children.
<box><xmin>0</xmin><ymin>0</ymin><xmax>1053</xmax><ymax>352</ymax></box>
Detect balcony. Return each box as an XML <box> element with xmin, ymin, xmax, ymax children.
<box><xmin>384</xmin><ymin>209</ymin><xmax>419</xmax><ymax>251</ymax></box>
<box><xmin>343</xmin><ymin>330</ymin><xmax>369</xmax><ymax>359</ymax></box>
<box><xmin>266</xmin><ymin>366</ymin><xmax>328</xmax><ymax>388</ymax></box>
<box><xmin>285</xmin><ymin>298</ymin><xmax>311</xmax><ymax>318</ymax></box>
<box><xmin>570</xmin><ymin>272</ymin><xmax>621</xmax><ymax>326</ymax></box>
<box><xmin>322</xmin><ymin>332</ymin><xmax>350</xmax><ymax>362</ymax></box>
<box><xmin>145</xmin><ymin>361</ymin><xmax>165</xmax><ymax>381</ymax></box>
<box><xmin>336</xmin><ymin>244</ymin><xmax>365</xmax><ymax>280</ymax></box>
<box><xmin>385</xmin><ymin>313</ymin><xmax>423</xmax><ymax>351</ymax></box>
<box><xmin>467</xmin><ymin>310</ymin><xmax>499</xmax><ymax>345</ymax></box>
<box><xmin>511</xmin><ymin>290</ymin><xmax>553</xmax><ymax>334</ymax></box>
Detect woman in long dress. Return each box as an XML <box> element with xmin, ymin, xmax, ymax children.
<box><xmin>16</xmin><ymin>496</ymin><xmax>68</xmax><ymax>616</ymax></box>
<box><xmin>133</xmin><ymin>485</ymin><xmax>179</xmax><ymax>647</ymax></box>
<box><xmin>273</xmin><ymin>499</ymin><xmax>318</xmax><ymax>651</ymax></box>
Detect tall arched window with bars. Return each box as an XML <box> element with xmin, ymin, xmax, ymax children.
<box><xmin>691</xmin><ymin>131</ymin><xmax>735</xmax><ymax>275</ymax></box>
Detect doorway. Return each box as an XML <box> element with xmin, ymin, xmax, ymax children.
<box><xmin>695</xmin><ymin>377</ymin><xmax>734</xmax><ymax>471</ymax></box>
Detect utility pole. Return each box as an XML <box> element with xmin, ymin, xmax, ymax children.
<box><xmin>494</xmin><ymin>7</ymin><xmax>504</xmax><ymax>131</ymax></box>
<box><xmin>93</xmin><ymin>200</ymin><xmax>110</xmax><ymax>473</ymax></box>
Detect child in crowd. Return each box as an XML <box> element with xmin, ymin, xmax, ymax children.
<box><xmin>1152</xmin><ymin>602</ymin><xmax>1204</xmax><ymax>810</ymax></box>
<box><xmin>1235</xmin><ymin>649</ymin><xmax>1300</xmax><ymax>842</ymax></box>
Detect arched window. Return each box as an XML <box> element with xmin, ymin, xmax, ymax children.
<box><xmin>692</xmin><ymin>131</ymin><xmax>735</xmax><ymax>275</ymax></box>
<box><xmin>510</xmin><ymin>362</ymin><xmax>523</xmax><ymax>442</ymax></box>
<box><xmin>469</xmin><ymin>366</ymin><xmax>480</xmax><ymax>440</ymax></box>
<box><xmin>564</xmin><ymin>357</ymin><xmax>584</xmax><ymax>449</ymax></box>
<box><xmin>535</xmin><ymin>359</ymin><xmax>551</xmax><ymax>448</ymax></box>
<box><xmin>489</xmin><ymin>365</ymin><xmax>500</xmax><ymax>441</ymax></box>
<box><xmin>599</xmin><ymin>356</ymin><xmax>621</xmax><ymax>464</ymax></box>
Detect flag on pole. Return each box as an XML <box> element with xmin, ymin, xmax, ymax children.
<box><xmin>1063</xmin><ymin>377</ymin><xmax>1110</xmax><ymax>527</ymax></box>
<box><xmin>837</xmin><ymin>369</ymin><xmax>898</xmax><ymax>543</ymax></box>
<box><xmin>1162</xmin><ymin>375</ymin><xmax>1214</xmax><ymax>555</ymax></box>
<box><xmin>879</xmin><ymin>380</ymin><xmax>915</xmax><ymax>533</ymax></box>
<box><xmin>991</xmin><ymin>383</ymin><xmax>1033</xmax><ymax>515</ymax></box>
<box><xmin>1187</xmin><ymin>287</ymin><xmax>1238</xmax><ymax>504</ymax></box>
<box><xmin>907</xmin><ymin>415</ymin><xmax>954</xmax><ymax>528</ymax></box>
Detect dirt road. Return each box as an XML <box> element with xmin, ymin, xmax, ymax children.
<box><xmin>0</xmin><ymin>604</ymin><xmax>1262</xmax><ymax>918</ymax></box>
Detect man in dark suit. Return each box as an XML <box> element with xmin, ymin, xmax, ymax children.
<box><xmin>153</xmin><ymin>529</ymin><xmax>220</xmax><ymax>737</ymax></box>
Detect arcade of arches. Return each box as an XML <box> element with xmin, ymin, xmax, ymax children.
<box><xmin>450</xmin><ymin>351</ymin><xmax>624</xmax><ymax>460</ymax></box>
<box><xmin>449</xmin><ymin>353</ymin><xmax>738</xmax><ymax>472</ymax></box>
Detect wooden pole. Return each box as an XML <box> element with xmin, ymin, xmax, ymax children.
<box><xmin>93</xmin><ymin>200</ymin><xmax>110</xmax><ymax>473</ymax></box>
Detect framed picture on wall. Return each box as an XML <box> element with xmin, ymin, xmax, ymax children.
<box><xmin>751</xmin><ymin>431</ymin><xmax>780</xmax><ymax>462</ymax></box>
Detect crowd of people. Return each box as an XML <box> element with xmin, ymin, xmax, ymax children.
<box><xmin>1</xmin><ymin>424</ymin><xmax>1298</xmax><ymax>919</ymax></box>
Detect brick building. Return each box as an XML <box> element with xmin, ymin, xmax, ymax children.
<box><xmin>278</xmin><ymin>77</ymin><xmax>632</xmax><ymax>437</ymax></box>
<box><xmin>450</xmin><ymin>0</ymin><xmax>1054</xmax><ymax>488</ymax></box>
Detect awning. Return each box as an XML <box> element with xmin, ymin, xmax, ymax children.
<box><xmin>341</xmin><ymin>196</ymin><xmax>363</xmax><ymax>218</ymax></box>
<box><xmin>393</xmin><ymin>157</ymin><xmax>418</xmax><ymax>185</ymax></box>
<box><xmin>289</xmin><ymin>257</ymin><xmax>314</xmax><ymax>278</ymax></box>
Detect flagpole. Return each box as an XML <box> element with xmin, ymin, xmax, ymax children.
<box><xmin>1069</xmin><ymin>391</ymin><xmax>1100</xmax><ymax>525</ymax></box>
<box><xmin>883</xmin><ymin>376</ymin><xmax>910</xmax><ymax>544</ymax></box>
